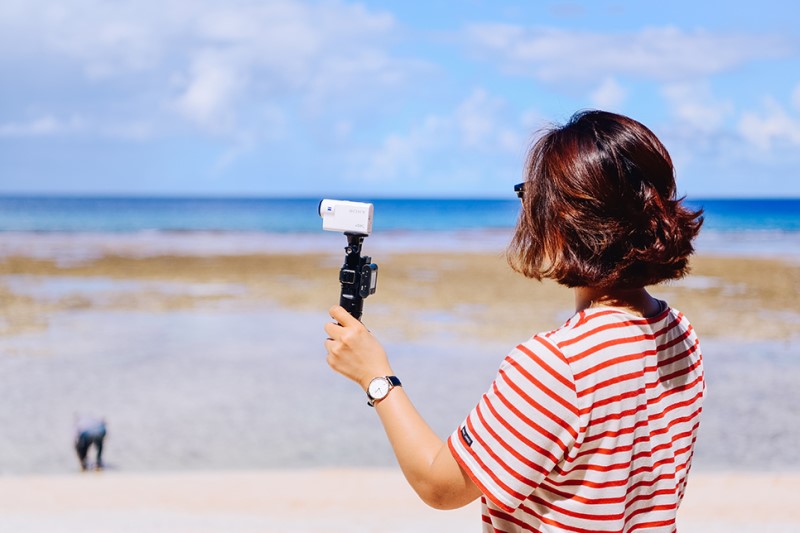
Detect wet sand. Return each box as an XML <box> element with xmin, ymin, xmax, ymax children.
<box><xmin>2</xmin><ymin>251</ymin><xmax>799</xmax><ymax>342</ymax></box>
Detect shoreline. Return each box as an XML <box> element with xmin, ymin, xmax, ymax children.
<box><xmin>2</xmin><ymin>227</ymin><xmax>800</xmax><ymax>261</ymax></box>
<box><xmin>0</xmin><ymin>468</ymin><xmax>797</xmax><ymax>532</ymax></box>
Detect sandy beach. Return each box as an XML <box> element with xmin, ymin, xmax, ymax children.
<box><xmin>0</xmin><ymin>469</ymin><xmax>798</xmax><ymax>532</ymax></box>
<box><xmin>1</xmin><ymin>237</ymin><xmax>799</xmax><ymax>530</ymax></box>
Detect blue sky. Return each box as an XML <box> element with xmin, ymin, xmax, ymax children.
<box><xmin>1</xmin><ymin>0</ymin><xmax>799</xmax><ymax>198</ymax></box>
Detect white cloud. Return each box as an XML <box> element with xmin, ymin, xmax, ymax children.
<box><xmin>355</xmin><ymin>89</ymin><xmax>528</xmax><ymax>184</ymax></box>
<box><xmin>0</xmin><ymin>114</ymin><xmax>170</xmax><ymax>142</ymax></box>
<box><xmin>333</xmin><ymin>120</ymin><xmax>353</xmax><ymax>142</ymax></box>
<box><xmin>0</xmin><ymin>0</ymin><xmax>416</xmax><ymax>138</ymax></box>
<box><xmin>456</xmin><ymin>88</ymin><xmax>526</xmax><ymax>152</ymax></box>
<box><xmin>172</xmin><ymin>50</ymin><xmax>246</xmax><ymax>130</ymax></box>
<box><xmin>662</xmin><ymin>82</ymin><xmax>733</xmax><ymax>133</ymax></box>
<box><xmin>456</xmin><ymin>89</ymin><xmax>508</xmax><ymax>148</ymax></box>
<box><xmin>738</xmin><ymin>97</ymin><xmax>800</xmax><ymax>150</ymax></box>
<box><xmin>358</xmin><ymin>115</ymin><xmax>446</xmax><ymax>182</ymax></box>
<box><xmin>213</xmin><ymin>132</ymin><xmax>258</xmax><ymax>174</ymax></box>
<box><xmin>20</xmin><ymin>1</ymin><xmax>166</xmax><ymax>79</ymax></box>
<box><xmin>0</xmin><ymin>115</ymin><xmax>84</xmax><ymax>137</ymax></box>
<box><xmin>590</xmin><ymin>77</ymin><xmax>627</xmax><ymax>109</ymax></box>
<box><xmin>520</xmin><ymin>109</ymin><xmax>546</xmax><ymax>131</ymax></box>
<box><xmin>464</xmin><ymin>24</ymin><xmax>791</xmax><ymax>84</ymax></box>
<box><xmin>101</xmin><ymin>120</ymin><xmax>159</xmax><ymax>141</ymax></box>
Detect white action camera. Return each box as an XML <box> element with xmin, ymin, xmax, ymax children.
<box><xmin>319</xmin><ymin>199</ymin><xmax>374</xmax><ymax>235</ymax></box>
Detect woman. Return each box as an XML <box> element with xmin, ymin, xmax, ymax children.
<box><xmin>324</xmin><ymin>110</ymin><xmax>705</xmax><ymax>532</ymax></box>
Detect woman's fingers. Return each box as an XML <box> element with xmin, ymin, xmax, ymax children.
<box><xmin>324</xmin><ymin>320</ymin><xmax>341</xmax><ymax>339</ymax></box>
<box><xmin>329</xmin><ymin>305</ymin><xmax>361</xmax><ymax>328</ymax></box>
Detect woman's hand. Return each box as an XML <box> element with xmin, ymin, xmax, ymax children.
<box><xmin>324</xmin><ymin>305</ymin><xmax>393</xmax><ymax>390</ymax></box>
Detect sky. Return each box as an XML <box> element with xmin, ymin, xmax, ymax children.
<box><xmin>1</xmin><ymin>0</ymin><xmax>799</xmax><ymax>198</ymax></box>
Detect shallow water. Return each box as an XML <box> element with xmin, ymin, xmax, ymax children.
<box><xmin>692</xmin><ymin>338</ymin><xmax>800</xmax><ymax>471</ymax></box>
<box><xmin>0</xmin><ymin>290</ymin><xmax>797</xmax><ymax>475</ymax></box>
<box><xmin>0</xmin><ymin>301</ymin><xmax>504</xmax><ymax>474</ymax></box>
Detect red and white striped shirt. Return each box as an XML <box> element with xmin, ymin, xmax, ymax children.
<box><xmin>449</xmin><ymin>304</ymin><xmax>705</xmax><ymax>532</ymax></box>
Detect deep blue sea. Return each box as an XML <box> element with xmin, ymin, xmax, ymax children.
<box><xmin>0</xmin><ymin>196</ymin><xmax>798</xmax><ymax>257</ymax></box>
<box><xmin>0</xmin><ymin>196</ymin><xmax>798</xmax><ymax>232</ymax></box>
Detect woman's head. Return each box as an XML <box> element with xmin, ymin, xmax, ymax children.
<box><xmin>508</xmin><ymin>109</ymin><xmax>703</xmax><ymax>289</ymax></box>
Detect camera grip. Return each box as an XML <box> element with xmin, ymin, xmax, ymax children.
<box><xmin>338</xmin><ymin>262</ymin><xmax>377</xmax><ymax>321</ymax></box>
<box><xmin>339</xmin><ymin>290</ymin><xmax>364</xmax><ymax>320</ymax></box>
<box><xmin>336</xmin><ymin>234</ymin><xmax>377</xmax><ymax>322</ymax></box>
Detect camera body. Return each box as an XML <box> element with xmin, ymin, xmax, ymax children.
<box><xmin>319</xmin><ymin>199</ymin><xmax>378</xmax><ymax>320</ymax></box>
<box><xmin>319</xmin><ymin>199</ymin><xmax>373</xmax><ymax>235</ymax></box>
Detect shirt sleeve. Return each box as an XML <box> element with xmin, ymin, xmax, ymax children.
<box><xmin>448</xmin><ymin>335</ymin><xmax>580</xmax><ymax>512</ymax></box>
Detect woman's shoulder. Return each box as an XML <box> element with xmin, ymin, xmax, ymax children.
<box><xmin>527</xmin><ymin>304</ymin><xmax>681</xmax><ymax>352</ymax></box>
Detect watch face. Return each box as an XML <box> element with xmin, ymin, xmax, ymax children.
<box><xmin>368</xmin><ymin>377</ymin><xmax>390</xmax><ymax>399</ymax></box>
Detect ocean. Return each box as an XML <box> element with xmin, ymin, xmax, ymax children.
<box><xmin>0</xmin><ymin>196</ymin><xmax>798</xmax><ymax>233</ymax></box>
<box><xmin>0</xmin><ymin>196</ymin><xmax>798</xmax><ymax>258</ymax></box>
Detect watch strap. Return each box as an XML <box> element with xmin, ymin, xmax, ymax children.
<box><xmin>386</xmin><ymin>375</ymin><xmax>401</xmax><ymax>388</ymax></box>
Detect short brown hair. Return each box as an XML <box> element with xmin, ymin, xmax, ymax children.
<box><xmin>507</xmin><ymin>110</ymin><xmax>703</xmax><ymax>289</ymax></box>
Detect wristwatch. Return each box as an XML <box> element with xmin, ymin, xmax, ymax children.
<box><xmin>366</xmin><ymin>376</ymin><xmax>402</xmax><ymax>407</ymax></box>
